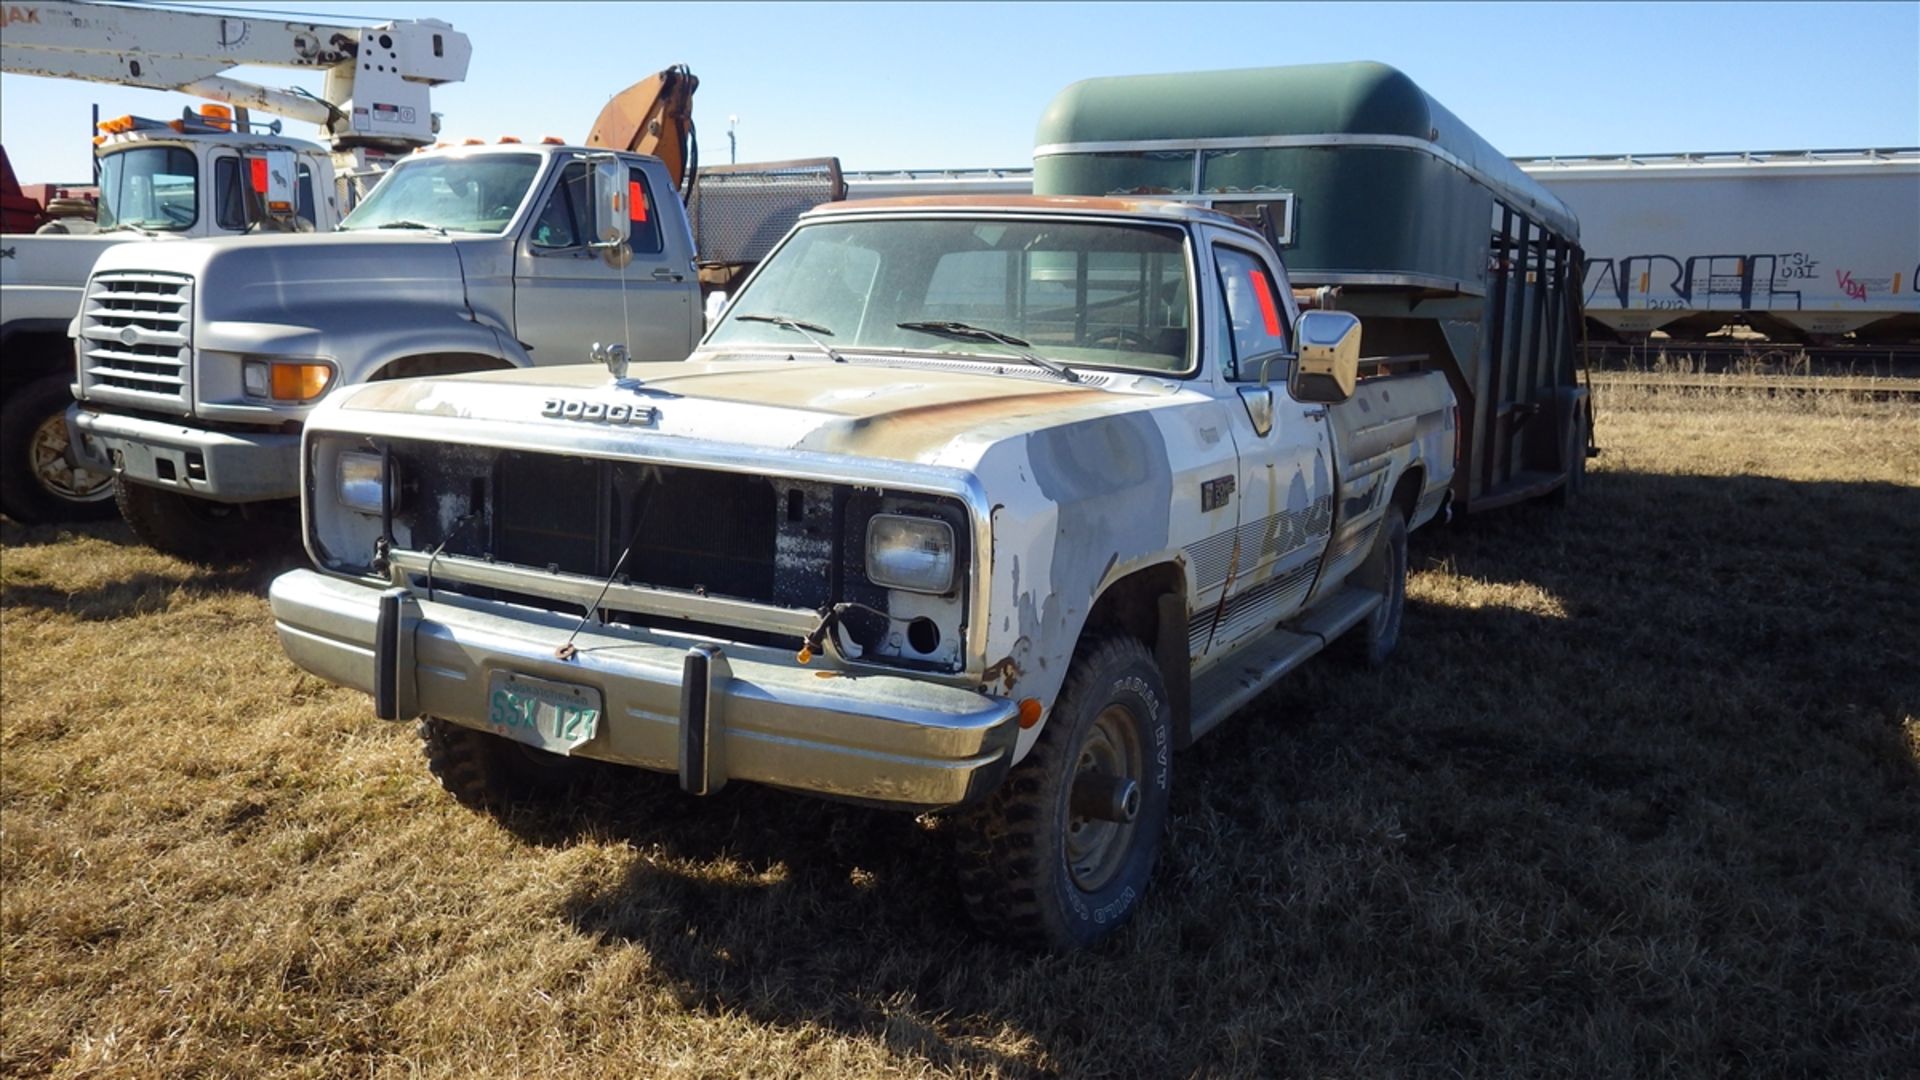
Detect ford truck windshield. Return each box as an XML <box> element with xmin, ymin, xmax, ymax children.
<box><xmin>97</xmin><ymin>146</ymin><xmax>198</xmax><ymax>232</ymax></box>
<box><xmin>708</xmin><ymin>218</ymin><xmax>1196</xmax><ymax>375</ymax></box>
<box><xmin>340</xmin><ymin>153</ymin><xmax>542</xmax><ymax>235</ymax></box>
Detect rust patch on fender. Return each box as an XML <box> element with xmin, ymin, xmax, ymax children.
<box><xmin>982</xmin><ymin>655</ymin><xmax>1024</xmax><ymax>694</ymax></box>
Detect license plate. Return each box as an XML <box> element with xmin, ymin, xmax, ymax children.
<box><xmin>485</xmin><ymin>671</ymin><xmax>603</xmax><ymax>755</ymax></box>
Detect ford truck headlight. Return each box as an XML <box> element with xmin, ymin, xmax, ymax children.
<box><xmin>865</xmin><ymin>514</ymin><xmax>956</xmax><ymax>594</ymax></box>
<box><xmin>337</xmin><ymin>451</ymin><xmax>388</xmax><ymax>515</ymax></box>
<box><xmin>243</xmin><ymin>359</ymin><xmax>334</xmax><ymax>402</ymax></box>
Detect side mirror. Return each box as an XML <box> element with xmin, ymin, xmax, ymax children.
<box><xmin>588</xmin><ymin>154</ymin><xmax>631</xmax><ymax>252</ymax></box>
<box><xmin>1289</xmin><ymin>310</ymin><xmax>1362</xmax><ymax>404</ymax></box>
<box><xmin>246</xmin><ymin>149</ymin><xmax>298</xmax><ymax>225</ymax></box>
<box><xmin>703</xmin><ymin>290</ymin><xmax>729</xmax><ymax>333</ymax></box>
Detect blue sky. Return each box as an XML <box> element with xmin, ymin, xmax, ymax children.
<box><xmin>4</xmin><ymin>1</ymin><xmax>1916</xmax><ymax>183</ymax></box>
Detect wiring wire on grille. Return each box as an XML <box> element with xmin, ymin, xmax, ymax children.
<box><xmin>797</xmin><ymin>601</ymin><xmax>920</xmax><ymax>665</ymax></box>
<box><xmin>553</xmin><ymin>515</ymin><xmax>648</xmax><ymax>661</ymax></box>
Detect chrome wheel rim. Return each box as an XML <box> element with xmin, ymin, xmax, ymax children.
<box><xmin>29</xmin><ymin>413</ymin><xmax>113</xmax><ymax>502</ymax></box>
<box><xmin>1066</xmin><ymin>704</ymin><xmax>1143</xmax><ymax>892</ymax></box>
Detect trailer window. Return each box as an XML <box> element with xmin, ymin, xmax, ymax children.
<box><xmin>97</xmin><ymin>147</ymin><xmax>198</xmax><ymax>232</ymax></box>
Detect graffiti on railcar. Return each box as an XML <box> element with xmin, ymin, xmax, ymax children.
<box><xmin>1582</xmin><ymin>252</ymin><xmax>1913</xmax><ymax>311</ymax></box>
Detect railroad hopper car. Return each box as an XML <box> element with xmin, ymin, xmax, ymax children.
<box><xmin>1031</xmin><ymin>61</ymin><xmax>1590</xmax><ymax>513</ymax></box>
<box><xmin>1517</xmin><ymin>149</ymin><xmax>1920</xmax><ymax>350</ymax></box>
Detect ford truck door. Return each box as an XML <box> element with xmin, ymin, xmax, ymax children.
<box><xmin>513</xmin><ymin>159</ymin><xmax>696</xmax><ymax>365</ymax></box>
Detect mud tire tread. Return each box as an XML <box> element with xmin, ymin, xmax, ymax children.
<box><xmin>951</xmin><ymin>634</ymin><xmax>1170</xmax><ymax>951</ymax></box>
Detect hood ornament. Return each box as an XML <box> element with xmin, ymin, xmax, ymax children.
<box><xmin>590</xmin><ymin>341</ymin><xmax>630</xmax><ymax>381</ymax></box>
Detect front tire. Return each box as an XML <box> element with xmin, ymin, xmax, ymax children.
<box><xmin>0</xmin><ymin>374</ymin><xmax>115</xmax><ymax>523</ymax></box>
<box><xmin>417</xmin><ymin>717</ymin><xmax>583</xmax><ymax>810</ymax></box>
<box><xmin>114</xmin><ymin>479</ymin><xmax>259</xmax><ymax>563</ymax></box>
<box><xmin>953</xmin><ymin>635</ymin><xmax>1173</xmax><ymax>951</ymax></box>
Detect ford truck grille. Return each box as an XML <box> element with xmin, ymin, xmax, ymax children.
<box><xmin>78</xmin><ymin>271</ymin><xmax>193</xmax><ymax>415</ymax></box>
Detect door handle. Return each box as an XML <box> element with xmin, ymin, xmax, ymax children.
<box><xmin>651</xmin><ymin>267</ymin><xmax>685</xmax><ymax>282</ymax></box>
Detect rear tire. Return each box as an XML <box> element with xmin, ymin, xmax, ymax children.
<box><xmin>1548</xmin><ymin>405</ymin><xmax>1590</xmax><ymax>507</ymax></box>
<box><xmin>114</xmin><ymin>479</ymin><xmax>260</xmax><ymax>563</ymax></box>
<box><xmin>952</xmin><ymin>635</ymin><xmax>1173</xmax><ymax>951</ymax></box>
<box><xmin>0</xmin><ymin>374</ymin><xmax>115</xmax><ymax>523</ymax></box>
<box><xmin>417</xmin><ymin>717</ymin><xmax>583</xmax><ymax>810</ymax></box>
<box><xmin>1338</xmin><ymin>511</ymin><xmax>1408</xmax><ymax>668</ymax></box>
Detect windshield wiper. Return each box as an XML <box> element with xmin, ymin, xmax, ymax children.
<box><xmin>895</xmin><ymin>321</ymin><xmax>1078</xmax><ymax>382</ymax></box>
<box><xmin>734</xmin><ymin>313</ymin><xmax>846</xmax><ymax>363</ymax></box>
<box><xmin>372</xmin><ymin>219</ymin><xmax>447</xmax><ymax>234</ymax></box>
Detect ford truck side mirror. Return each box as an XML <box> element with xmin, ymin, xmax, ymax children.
<box><xmin>243</xmin><ymin>149</ymin><xmax>300</xmax><ymax>230</ymax></box>
<box><xmin>587</xmin><ymin>154</ymin><xmax>631</xmax><ymax>253</ymax></box>
<box><xmin>1290</xmin><ymin>310</ymin><xmax>1362</xmax><ymax>404</ymax></box>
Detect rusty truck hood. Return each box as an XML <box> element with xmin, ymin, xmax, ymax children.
<box><xmin>326</xmin><ymin>353</ymin><xmax>1183</xmax><ymax>467</ymax></box>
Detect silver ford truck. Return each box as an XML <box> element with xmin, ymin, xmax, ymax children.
<box><xmin>269</xmin><ymin>196</ymin><xmax>1456</xmax><ymax>949</ymax></box>
<box><xmin>67</xmin><ymin>142</ymin><xmax>702</xmax><ymax>559</ymax></box>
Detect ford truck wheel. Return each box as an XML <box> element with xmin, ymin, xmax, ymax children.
<box><xmin>114</xmin><ymin>479</ymin><xmax>256</xmax><ymax>563</ymax></box>
<box><xmin>1339</xmin><ymin>511</ymin><xmax>1409</xmax><ymax>668</ymax></box>
<box><xmin>953</xmin><ymin>635</ymin><xmax>1172</xmax><ymax>950</ymax></box>
<box><xmin>0</xmin><ymin>374</ymin><xmax>115</xmax><ymax>524</ymax></box>
<box><xmin>418</xmin><ymin>717</ymin><xmax>581</xmax><ymax>809</ymax></box>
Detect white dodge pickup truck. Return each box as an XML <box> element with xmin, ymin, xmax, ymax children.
<box><xmin>268</xmin><ymin>196</ymin><xmax>1456</xmax><ymax>949</ymax></box>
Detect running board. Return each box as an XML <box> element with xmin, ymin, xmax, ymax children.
<box><xmin>1187</xmin><ymin>585</ymin><xmax>1384</xmax><ymax>743</ymax></box>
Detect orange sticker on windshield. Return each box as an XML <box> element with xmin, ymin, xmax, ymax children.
<box><xmin>629</xmin><ymin>180</ymin><xmax>648</xmax><ymax>223</ymax></box>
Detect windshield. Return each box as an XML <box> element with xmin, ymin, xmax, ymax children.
<box><xmin>97</xmin><ymin>146</ymin><xmax>198</xmax><ymax>232</ymax></box>
<box><xmin>707</xmin><ymin>218</ymin><xmax>1195</xmax><ymax>375</ymax></box>
<box><xmin>339</xmin><ymin>153</ymin><xmax>542</xmax><ymax>234</ymax></box>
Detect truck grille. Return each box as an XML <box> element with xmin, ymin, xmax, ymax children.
<box><xmin>78</xmin><ymin>271</ymin><xmax>193</xmax><ymax>415</ymax></box>
<box><xmin>356</xmin><ymin>439</ymin><xmax>969</xmax><ymax>652</ymax></box>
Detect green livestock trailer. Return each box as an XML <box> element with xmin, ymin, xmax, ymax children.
<box><xmin>1034</xmin><ymin>61</ymin><xmax>1593</xmax><ymax>511</ymax></box>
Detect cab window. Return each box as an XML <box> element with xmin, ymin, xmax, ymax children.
<box><xmin>531</xmin><ymin>162</ymin><xmax>664</xmax><ymax>255</ymax></box>
<box><xmin>214</xmin><ymin>157</ymin><xmax>247</xmax><ymax>231</ymax></box>
<box><xmin>1213</xmin><ymin>244</ymin><xmax>1290</xmax><ymax>381</ymax></box>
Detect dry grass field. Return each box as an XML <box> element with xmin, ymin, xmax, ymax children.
<box><xmin>3</xmin><ymin>384</ymin><xmax>1917</xmax><ymax>1078</ymax></box>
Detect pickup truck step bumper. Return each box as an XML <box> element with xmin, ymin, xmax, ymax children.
<box><xmin>273</xmin><ymin>569</ymin><xmax>1022</xmax><ymax>809</ymax></box>
<box><xmin>69</xmin><ymin>406</ymin><xmax>300</xmax><ymax>502</ymax></box>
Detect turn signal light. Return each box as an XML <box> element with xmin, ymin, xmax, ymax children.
<box><xmin>272</xmin><ymin>363</ymin><xmax>332</xmax><ymax>401</ymax></box>
<box><xmin>1017</xmin><ymin>698</ymin><xmax>1044</xmax><ymax>729</ymax></box>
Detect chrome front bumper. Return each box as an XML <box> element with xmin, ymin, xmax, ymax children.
<box><xmin>69</xmin><ymin>406</ymin><xmax>300</xmax><ymax>502</ymax></box>
<box><xmin>269</xmin><ymin>569</ymin><xmax>1021</xmax><ymax>809</ymax></box>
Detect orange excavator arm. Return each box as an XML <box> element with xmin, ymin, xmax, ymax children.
<box><xmin>586</xmin><ymin>64</ymin><xmax>698</xmax><ymax>199</ymax></box>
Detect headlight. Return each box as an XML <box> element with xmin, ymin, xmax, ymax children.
<box><xmin>243</xmin><ymin>359</ymin><xmax>334</xmax><ymax>402</ymax></box>
<box><xmin>337</xmin><ymin>450</ymin><xmax>388</xmax><ymax>515</ymax></box>
<box><xmin>865</xmin><ymin>514</ymin><xmax>956</xmax><ymax>594</ymax></box>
